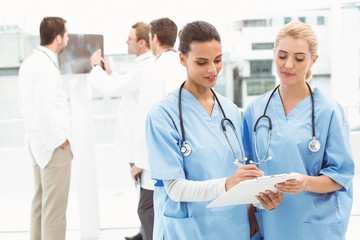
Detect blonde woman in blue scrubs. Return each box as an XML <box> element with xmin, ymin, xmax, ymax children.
<box><xmin>242</xmin><ymin>21</ymin><xmax>354</xmax><ymax>240</ymax></box>
<box><xmin>145</xmin><ymin>21</ymin><xmax>282</xmax><ymax>239</ymax></box>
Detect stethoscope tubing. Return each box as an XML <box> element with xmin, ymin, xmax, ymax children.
<box><xmin>253</xmin><ymin>82</ymin><xmax>319</xmax><ymax>163</ymax></box>
<box><xmin>178</xmin><ymin>81</ymin><xmax>247</xmax><ymax>163</ymax></box>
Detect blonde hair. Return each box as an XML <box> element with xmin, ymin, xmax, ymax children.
<box><xmin>275</xmin><ymin>21</ymin><xmax>318</xmax><ymax>80</ymax></box>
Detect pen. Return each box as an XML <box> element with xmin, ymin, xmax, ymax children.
<box><xmin>233</xmin><ymin>159</ymin><xmax>265</xmax><ymax>176</ymax></box>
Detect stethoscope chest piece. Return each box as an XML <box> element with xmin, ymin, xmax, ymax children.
<box><xmin>308</xmin><ymin>138</ymin><xmax>321</xmax><ymax>152</ymax></box>
<box><xmin>180</xmin><ymin>142</ymin><xmax>192</xmax><ymax>157</ymax></box>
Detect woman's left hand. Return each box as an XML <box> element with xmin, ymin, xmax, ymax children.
<box><xmin>255</xmin><ymin>190</ymin><xmax>283</xmax><ymax>211</ymax></box>
<box><xmin>276</xmin><ymin>176</ymin><xmax>306</xmax><ymax>194</ymax></box>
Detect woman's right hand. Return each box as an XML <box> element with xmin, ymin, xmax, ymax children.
<box><xmin>225</xmin><ymin>164</ymin><xmax>264</xmax><ymax>191</ymax></box>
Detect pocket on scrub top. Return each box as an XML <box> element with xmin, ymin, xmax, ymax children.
<box><xmin>301</xmin><ymin>222</ymin><xmax>343</xmax><ymax>240</ymax></box>
<box><xmin>163</xmin><ymin>215</ymin><xmax>198</xmax><ymax>240</ymax></box>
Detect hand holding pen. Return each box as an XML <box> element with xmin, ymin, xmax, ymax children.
<box><xmin>225</xmin><ymin>164</ymin><xmax>264</xmax><ymax>191</ymax></box>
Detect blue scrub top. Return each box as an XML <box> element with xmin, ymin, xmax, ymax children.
<box><xmin>146</xmin><ymin>88</ymin><xmax>250</xmax><ymax>239</ymax></box>
<box><xmin>242</xmin><ymin>87</ymin><xmax>354</xmax><ymax>240</ymax></box>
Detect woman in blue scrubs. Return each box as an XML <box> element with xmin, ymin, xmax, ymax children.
<box><xmin>242</xmin><ymin>21</ymin><xmax>354</xmax><ymax>240</ymax></box>
<box><xmin>145</xmin><ymin>21</ymin><xmax>282</xmax><ymax>239</ymax></box>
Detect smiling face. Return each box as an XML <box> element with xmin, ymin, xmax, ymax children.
<box><xmin>180</xmin><ymin>40</ymin><xmax>222</xmax><ymax>90</ymax></box>
<box><xmin>274</xmin><ymin>36</ymin><xmax>317</xmax><ymax>87</ymax></box>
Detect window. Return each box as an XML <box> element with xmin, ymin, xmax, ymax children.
<box><xmin>284</xmin><ymin>17</ymin><xmax>292</xmax><ymax>24</ymax></box>
<box><xmin>299</xmin><ymin>17</ymin><xmax>306</xmax><ymax>23</ymax></box>
<box><xmin>317</xmin><ymin>16</ymin><xmax>325</xmax><ymax>25</ymax></box>
<box><xmin>247</xmin><ymin>78</ymin><xmax>275</xmax><ymax>96</ymax></box>
<box><xmin>252</xmin><ymin>42</ymin><xmax>274</xmax><ymax>50</ymax></box>
<box><xmin>243</xmin><ymin>19</ymin><xmax>267</xmax><ymax>27</ymax></box>
<box><xmin>250</xmin><ymin>60</ymin><xmax>272</xmax><ymax>77</ymax></box>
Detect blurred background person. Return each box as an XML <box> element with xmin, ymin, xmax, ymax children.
<box><xmin>89</xmin><ymin>21</ymin><xmax>154</xmax><ymax>240</ymax></box>
<box><xmin>18</xmin><ymin>16</ymin><xmax>73</xmax><ymax>240</ymax></box>
<box><xmin>133</xmin><ymin>17</ymin><xmax>187</xmax><ymax>240</ymax></box>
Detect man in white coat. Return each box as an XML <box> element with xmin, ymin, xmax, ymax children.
<box><xmin>134</xmin><ymin>17</ymin><xmax>187</xmax><ymax>240</ymax></box>
<box><xmin>89</xmin><ymin>22</ymin><xmax>154</xmax><ymax>240</ymax></box>
<box><xmin>18</xmin><ymin>17</ymin><xmax>73</xmax><ymax>240</ymax></box>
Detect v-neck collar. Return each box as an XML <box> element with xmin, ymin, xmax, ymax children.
<box><xmin>273</xmin><ymin>89</ymin><xmax>312</xmax><ymax>120</ymax></box>
<box><xmin>181</xmin><ymin>88</ymin><xmax>221</xmax><ymax>121</ymax></box>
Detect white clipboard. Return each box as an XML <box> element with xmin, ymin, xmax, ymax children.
<box><xmin>207</xmin><ymin>172</ymin><xmax>302</xmax><ymax>208</ymax></box>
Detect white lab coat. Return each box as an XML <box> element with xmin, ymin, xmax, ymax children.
<box><xmin>135</xmin><ymin>50</ymin><xmax>186</xmax><ymax>190</ymax></box>
<box><xmin>18</xmin><ymin>46</ymin><xmax>71</xmax><ymax>169</ymax></box>
<box><xmin>89</xmin><ymin>51</ymin><xmax>154</xmax><ymax>164</ymax></box>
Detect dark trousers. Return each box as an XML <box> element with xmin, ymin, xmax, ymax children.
<box><xmin>138</xmin><ymin>188</ymin><xmax>154</xmax><ymax>240</ymax></box>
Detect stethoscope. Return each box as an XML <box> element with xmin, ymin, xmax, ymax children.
<box><xmin>37</xmin><ymin>48</ymin><xmax>58</xmax><ymax>69</ymax></box>
<box><xmin>155</xmin><ymin>48</ymin><xmax>176</xmax><ymax>61</ymax></box>
<box><xmin>253</xmin><ymin>82</ymin><xmax>321</xmax><ymax>164</ymax></box>
<box><xmin>178</xmin><ymin>81</ymin><xmax>247</xmax><ymax>166</ymax></box>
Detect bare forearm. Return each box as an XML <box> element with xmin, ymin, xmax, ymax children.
<box><xmin>303</xmin><ymin>175</ymin><xmax>342</xmax><ymax>193</ymax></box>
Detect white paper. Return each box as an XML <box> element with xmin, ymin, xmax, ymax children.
<box><xmin>207</xmin><ymin>172</ymin><xmax>302</xmax><ymax>208</ymax></box>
